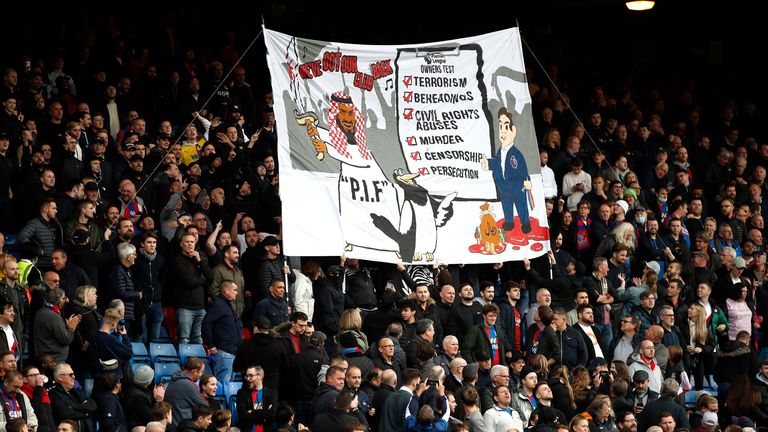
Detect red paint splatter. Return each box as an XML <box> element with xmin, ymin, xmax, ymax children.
<box><xmin>468</xmin><ymin>217</ymin><xmax>549</xmax><ymax>255</ymax></box>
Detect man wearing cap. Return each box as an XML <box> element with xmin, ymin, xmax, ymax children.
<box><xmin>233</xmin><ymin>316</ymin><xmax>289</xmax><ymax>396</ymax></box>
<box><xmin>254</xmin><ymin>236</ymin><xmax>293</xmax><ymax>303</ymax></box>
<box><xmin>626</xmin><ymin>369</ymin><xmax>659</xmax><ymax>415</ymax></box>
<box><xmin>691</xmin><ymin>246</ymin><xmax>716</xmax><ymax>288</ymax></box>
<box><xmin>123</xmin><ymin>364</ymin><xmax>161</xmax><ymax>429</ymax></box>
<box><xmin>509</xmin><ymin>365</ymin><xmax>537</xmax><ymax>423</ymax></box>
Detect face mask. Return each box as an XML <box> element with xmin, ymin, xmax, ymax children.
<box><xmin>636</xmin><ymin>216</ymin><xmax>647</xmax><ymax>224</ymax></box>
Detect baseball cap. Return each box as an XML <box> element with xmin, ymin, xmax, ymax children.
<box><xmin>701</xmin><ymin>411</ymin><xmax>718</xmax><ymax>427</ymax></box>
<box><xmin>262</xmin><ymin>236</ymin><xmax>279</xmax><ymax>246</ymax></box>
<box><xmin>84</xmin><ymin>182</ymin><xmax>99</xmax><ymax>192</ymax></box>
<box><xmin>734</xmin><ymin>256</ymin><xmax>747</xmax><ymax>269</ymax></box>
<box><xmin>157</xmin><ymin>132</ymin><xmax>172</xmax><ymax>140</ymax></box>
<box><xmin>588</xmin><ymin>357</ymin><xmax>608</xmax><ymax>372</ymax></box>
<box><xmin>645</xmin><ymin>261</ymin><xmax>661</xmax><ymax>275</ymax></box>
<box><xmin>0</xmin><ymin>132</ymin><xmax>9</xmax><ymax>140</ymax></box>
<box><xmin>327</xmin><ymin>265</ymin><xmax>342</xmax><ymax>275</ymax></box>
<box><xmin>310</xmin><ymin>331</ymin><xmax>327</xmax><ymax>345</ymax></box>
<box><xmin>129</xmin><ymin>154</ymin><xmax>144</xmax><ymax>162</ymax></box>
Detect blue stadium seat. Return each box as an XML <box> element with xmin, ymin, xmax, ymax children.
<box><xmin>229</xmin><ymin>396</ymin><xmax>238</xmax><ymax>424</ymax></box>
<box><xmin>225</xmin><ymin>382</ymin><xmax>243</xmax><ymax>399</ymax></box>
<box><xmin>155</xmin><ymin>362</ymin><xmax>181</xmax><ymax>384</ymax></box>
<box><xmin>84</xmin><ymin>378</ymin><xmax>94</xmax><ymax>397</ymax></box>
<box><xmin>149</xmin><ymin>342</ymin><xmax>180</xmax><ymax>365</ymax></box>
<box><xmin>178</xmin><ymin>343</ymin><xmax>208</xmax><ymax>364</ymax></box>
<box><xmin>131</xmin><ymin>342</ymin><xmax>151</xmax><ymax>364</ymax></box>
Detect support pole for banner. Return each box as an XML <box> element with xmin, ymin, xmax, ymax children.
<box><xmin>519</xmin><ymin>33</ymin><xmax>624</xmax><ymax>186</ymax></box>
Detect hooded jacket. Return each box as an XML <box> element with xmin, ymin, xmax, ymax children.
<box><xmin>164</xmin><ymin>370</ymin><xmax>208</xmax><ymax>425</ymax></box>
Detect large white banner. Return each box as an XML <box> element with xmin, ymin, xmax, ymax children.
<box><xmin>265</xmin><ymin>27</ymin><xmax>549</xmax><ymax>264</ymax></box>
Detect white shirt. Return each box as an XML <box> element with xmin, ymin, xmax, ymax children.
<box><xmin>541</xmin><ymin>165</ymin><xmax>557</xmax><ymax>198</ymax></box>
<box><xmin>578</xmin><ymin>323</ymin><xmax>604</xmax><ymax>358</ymax></box>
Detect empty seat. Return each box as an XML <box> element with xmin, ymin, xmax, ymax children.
<box><xmin>225</xmin><ymin>382</ymin><xmax>243</xmax><ymax>399</ymax></box>
<box><xmin>131</xmin><ymin>342</ymin><xmax>151</xmax><ymax>364</ymax></box>
<box><xmin>155</xmin><ymin>362</ymin><xmax>181</xmax><ymax>384</ymax></box>
<box><xmin>178</xmin><ymin>343</ymin><xmax>208</xmax><ymax>364</ymax></box>
<box><xmin>149</xmin><ymin>343</ymin><xmax>180</xmax><ymax>365</ymax></box>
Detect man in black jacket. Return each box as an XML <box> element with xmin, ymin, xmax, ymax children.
<box><xmin>498</xmin><ymin>281</ymin><xmax>524</xmax><ymax>358</ymax></box>
<box><xmin>235</xmin><ymin>365</ymin><xmax>276</xmax><ymax>432</ymax></box>
<box><xmin>49</xmin><ymin>363</ymin><xmax>97</xmax><ymax>432</ymax></box>
<box><xmin>173</xmin><ymin>233</ymin><xmax>212</xmax><ymax>344</ymax></box>
<box><xmin>312</xmin><ymin>391</ymin><xmax>369</xmax><ymax>432</ymax></box>
<box><xmin>176</xmin><ymin>404</ymin><xmax>213</xmax><ymax>432</ymax></box>
<box><xmin>202</xmin><ymin>280</ymin><xmax>243</xmax><ymax>383</ymax></box>
<box><xmin>290</xmin><ymin>331</ymin><xmax>329</xmax><ymax>426</ymax></box>
<box><xmin>233</xmin><ymin>317</ymin><xmax>289</xmax><ymax>399</ymax></box>
<box><xmin>553</xmin><ymin>308</ymin><xmax>588</xmax><ymax>369</ymax></box>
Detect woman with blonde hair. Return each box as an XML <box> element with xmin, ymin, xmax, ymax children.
<box><xmin>541</xmin><ymin>127</ymin><xmax>562</xmax><ymax>156</ymax></box>
<box><xmin>62</xmin><ymin>285</ymin><xmax>102</xmax><ymax>378</ymax></box>
<box><xmin>532</xmin><ymin>354</ymin><xmax>550</xmax><ymax>381</ymax></box>
<box><xmin>337</xmin><ymin>308</ymin><xmax>369</xmax><ymax>351</ymax></box>
<box><xmin>682</xmin><ymin>303</ymin><xmax>715</xmax><ymax>390</ymax></box>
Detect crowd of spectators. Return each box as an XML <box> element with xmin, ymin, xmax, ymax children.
<box><xmin>0</xmin><ymin>13</ymin><xmax>767</xmax><ymax>432</ymax></box>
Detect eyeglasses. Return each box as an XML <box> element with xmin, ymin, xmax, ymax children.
<box><xmin>58</xmin><ymin>372</ymin><xmax>75</xmax><ymax>377</ymax></box>
<box><xmin>380</xmin><ymin>345</ymin><xmax>395</xmax><ymax>348</ymax></box>
<box><xmin>25</xmin><ymin>373</ymin><xmax>40</xmax><ymax>378</ymax></box>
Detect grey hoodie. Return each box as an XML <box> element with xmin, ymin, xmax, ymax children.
<box><xmin>164</xmin><ymin>370</ymin><xmax>208</xmax><ymax>424</ymax></box>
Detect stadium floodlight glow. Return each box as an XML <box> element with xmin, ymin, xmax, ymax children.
<box><xmin>626</xmin><ymin>1</ymin><xmax>655</xmax><ymax>11</ymax></box>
